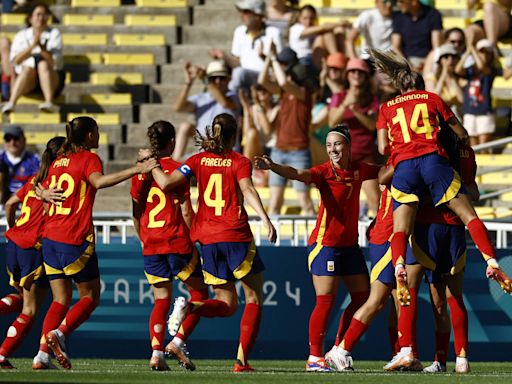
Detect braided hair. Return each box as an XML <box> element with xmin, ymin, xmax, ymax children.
<box><xmin>146</xmin><ymin>120</ymin><xmax>176</xmax><ymax>157</ymax></box>
<box><xmin>196</xmin><ymin>113</ymin><xmax>238</xmax><ymax>155</ymax></box>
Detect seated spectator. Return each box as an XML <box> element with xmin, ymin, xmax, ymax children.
<box><xmin>173</xmin><ymin>60</ymin><xmax>240</xmax><ymax>161</ymax></box>
<box><xmin>0</xmin><ymin>125</ymin><xmax>40</xmax><ymax>207</ymax></box>
<box><xmin>328</xmin><ymin>58</ymin><xmax>381</xmax><ymax>216</ymax></box>
<box><xmin>346</xmin><ymin>0</ymin><xmax>395</xmax><ymax>59</ymax></box>
<box><xmin>391</xmin><ymin>0</ymin><xmax>443</xmax><ymax>71</ymax></box>
<box><xmin>209</xmin><ymin>0</ymin><xmax>282</xmax><ymax>95</ymax></box>
<box><xmin>1</xmin><ymin>3</ymin><xmax>64</xmax><ymax>114</ymax></box>
<box><xmin>423</xmin><ymin>27</ymin><xmax>466</xmax><ymax>79</ymax></box>
<box><xmin>465</xmin><ymin>0</ymin><xmax>512</xmax><ymax>50</ymax></box>
<box><xmin>289</xmin><ymin>5</ymin><xmax>347</xmax><ymax>74</ymax></box>
<box><xmin>425</xmin><ymin>43</ymin><xmax>463</xmax><ymax>119</ymax></box>
<box><xmin>265</xmin><ymin>0</ymin><xmax>298</xmax><ymax>40</ymax></box>
<box><xmin>258</xmin><ymin>44</ymin><xmax>316</xmax><ymax>215</ymax></box>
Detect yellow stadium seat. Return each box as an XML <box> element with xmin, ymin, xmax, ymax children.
<box><xmin>475</xmin><ymin>206</ymin><xmax>496</xmax><ymax>219</ymax></box>
<box><xmin>435</xmin><ymin>0</ymin><xmax>467</xmax><ymax>10</ymax></box>
<box><xmin>135</xmin><ymin>0</ymin><xmax>187</xmax><ymax>7</ymax></box>
<box><xmin>124</xmin><ymin>14</ymin><xmax>176</xmax><ymax>26</ymax></box>
<box><xmin>71</xmin><ymin>0</ymin><xmax>120</xmax><ymax>6</ymax></box>
<box><xmin>330</xmin><ymin>0</ymin><xmax>374</xmax><ymax>9</ymax></box>
<box><xmin>1</xmin><ymin>14</ymin><xmax>26</xmax><ymax>26</ymax></box>
<box><xmin>442</xmin><ymin>17</ymin><xmax>468</xmax><ymax>30</ymax></box>
<box><xmin>9</xmin><ymin>113</ymin><xmax>60</xmax><ymax>124</ymax></box>
<box><xmin>475</xmin><ymin>154</ymin><xmax>512</xmax><ymax>167</ymax></box>
<box><xmin>479</xmin><ymin>172</ymin><xmax>512</xmax><ymax>185</ymax></box>
<box><xmin>64</xmin><ymin>53</ymin><xmax>102</xmax><ymax>65</ymax></box>
<box><xmin>492</xmin><ymin>76</ymin><xmax>512</xmax><ymax>89</ymax></box>
<box><xmin>500</xmin><ymin>192</ymin><xmax>512</xmax><ymax>202</ymax></box>
<box><xmin>17</xmin><ymin>95</ymin><xmax>65</xmax><ymax>105</ymax></box>
<box><xmin>0</xmin><ymin>32</ymin><xmax>16</xmax><ymax>41</ymax></box>
<box><xmin>63</xmin><ymin>14</ymin><xmax>114</xmax><ymax>26</ymax></box>
<box><xmin>81</xmin><ymin>93</ymin><xmax>132</xmax><ymax>105</ymax></box>
<box><xmin>102</xmin><ymin>53</ymin><xmax>155</xmax><ymax>65</ymax></box>
<box><xmin>63</xmin><ymin>33</ymin><xmax>108</xmax><ymax>46</ymax></box>
<box><xmin>495</xmin><ymin>208</ymin><xmax>512</xmax><ymax>219</ymax></box>
<box><xmin>90</xmin><ymin>73</ymin><xmax>144</xmax><ymax>85</ymax></box>
<box><xmin>25</xmin><ymin>131</ymin><xmax>108</xmax><ymax>145</ymax></box>
<box><xmin>113</xmin><ymin>34</ymin><xmax>166</xmax><ymax>46</ymax></box>
<box><xmin>318</xmin><ymin>15</ymin><xmax>356</xmax><ymax>26</ymax></box>
<box><xmin>67</xmin><ymin>113</ymin><xmax>120</xmax><ymax>125</ymax></box>
<box><xmin>299</xmin><ymin>0</ymin><xmax>330</xmax><ymax>7</ymax></box>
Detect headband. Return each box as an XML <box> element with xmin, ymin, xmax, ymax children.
<box><xmin>328</xmin><ymin>130</ymin><xmax>351</xmax><ymax>144</ymax></box>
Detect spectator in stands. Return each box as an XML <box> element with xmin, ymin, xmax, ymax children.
<box><xmin>423</xmin><ymin>27</ymin><xmax>466</xmax><ymax>80</ymax></box>
<box><xmin>209</xmin><ymin>0</ymin><xmax>282</xmax><ymax>95</ymax></box>
<box><xmin>173</xmin><ymin>60</ymin><xmax>240</xmax><ymax>161</ymax></box>
<box><xmin>455</xmin><ymin>38</ymin><xmax>512</xmax><ymax>148</ymax></box>
<box><xmin>289</xmin><ymin>5</ymin><xmax>347</xmax><ymax>75</ymax></box>
<box><xmin>346</xmin><ymin>0</ymin><xmax>395</xmax><ymax>59</ymax></box>
<box><xmin>258</xmin><ymin>44</ymin><xmax>316</xmax><ymax>216</ymax></box>
<box><xmin>465</xmin><ymin>0</ymin><xmax>512</xmax><ymax>50</ymax></box>
<box><xmin>425</xmin><ymin>43</ymin><xmax>463</xmax><ymax>119</ymax></box>
<box><xmin>265</xmin><ymin>0</ymin><xmax>298</xmax><ymax>40</ymax></box>
<box><xmin>1</xmin><ymin>3</ymin><xmax>64</xmax><ymax>114</ymax></box>
<box><xmin>0</xmin><ymin>125</ymin><xmax>40</xmax><ymax>207</ymax></box>
<box><xmin>328</xmin><ymin>58</ymin><xmax>381</xmax><ymax>216</ymax></box>
<box><xmin>391</xmin><ymin>0</ymin><xmax>443</xmax><ymax>71</ymax></box>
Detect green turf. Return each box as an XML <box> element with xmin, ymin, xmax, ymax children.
<box><xmin>1</xmin><ymin>359</ymin><xmax>512</xmax><ymax>383</ymax></box>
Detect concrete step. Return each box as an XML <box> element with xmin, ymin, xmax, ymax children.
<box><xmin>161</xmin><ymin>62</ymin><xmax>187</xmax><ymax>84</ymax></box>
<box><xmin>182</xmin><ymin>24</ymin><xmax>236</xmax><ymax>45</ymax></box>
<box><xmin>64</xmin><ymin>64</ymin><xmax>158</xmax><ymax>83</ymax></box>
<box><xmin>115</xmin><ymin>144</ymin><xmax>145</xmax><ymax>161</ymax></box>
<box><xmin>63</xmin><ymin>45</ymin><xmax>170</xmax><ymax>65</ymax></box>
<box><xmin>63</xmin><ymin>83</ymin><xmax>148</xmax><ymax>104</ymax></box>
<box><xmin>150</xmin><ymin>83</ymin><xmax>204</xmax><ymax>104</ymax></box>
<box><xmin>94</xmin><ymin>184</ymin><xmax>132</xmax><ymax>213</ymax></box>
<box><xmin>170</xmin><ymin>44</ymin><xmax>229</xmax><ymax>64</ymax></box>
<box><xmin>193</xmin><ymin>5</ymin><xmax>238</xmax><ymax>27</ymax></box>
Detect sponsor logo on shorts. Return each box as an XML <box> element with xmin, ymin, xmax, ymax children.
<box><xmin>327</xmin><ymin>261</ymin><xmax>335</xmax><ymax>272</ymax></box>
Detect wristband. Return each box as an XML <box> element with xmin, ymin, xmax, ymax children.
<box><xmin>487</xmin><ymin>258</ymin><xmax>500</xmax><ymax>269</ymax></box>
<box><xmin>395</xmin><ymin>263</ymin><xmax>405</xmax><ymax>274</ymax></box>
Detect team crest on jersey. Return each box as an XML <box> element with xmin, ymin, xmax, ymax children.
<box><xmin>327</xmin><ymin>261</ymin><xmax>335</xmax><ymax>272</ymax></box>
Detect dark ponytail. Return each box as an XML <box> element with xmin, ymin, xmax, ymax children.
<box><xmin>32</xmin><ymin>136</ymin><xmax>66</xmax><ymax>189</ymax></box>
<box><xmin>60</xmin><ymin>116</ymin><xmax>97</xmax><ymax>155</ymax></box>
<box><xmin>146</xmin><ymin>120</ymin><xmax>176</xmax><ymax>157</ymax></box>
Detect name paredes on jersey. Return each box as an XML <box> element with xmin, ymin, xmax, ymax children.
<box><xmin>53</xmin><ymin>158</ymin><xmax>70</xmax><ymax>168</ymax></box>
<box><xmin>387</xmin><ymin>92</ymin><xmax>429</xmax><ymax>107</ymax></box>
<box><xmin>200</xmin><ymin>157</ymin><xmax>233</xmax><ymax>167</ymax></box>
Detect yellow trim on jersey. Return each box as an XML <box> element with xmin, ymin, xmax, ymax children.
<box><xmin>202</xmin><ymin>270</ymin><xmax>228</xmax><ymax>286</ymax></box>
<box><xmin>308</xmin><ymin>207</ymin><xmax>328</xmax><ymax>270</ymax></box>
<box><xmin>435</xmin><ymin>171</ymin><xmax>461</xmax><ymax>206</ymax></box>
<box><xmin>176</xmin><ymin>249</ymin><xmax>200</xmax><ymax>282</ymax></box>
<box><xmin>370</xmin><ymin>247</ymin><xmax>392</xmax><ymax>284</ymax></box>
<box><xmin>450</xmin><ymin>250</ymin><xmax>467</xmax><ymax>275</ymax></box>
<box><xmin>20</xmin><ymin>265</ymin><xmax>44</xmax><ymax>290</ymax></box>
<box><xmin>383</xmin><ymin>190</ymin><xmax>392</xmax><ymax>220</ymax></box>
<box><xmin>411</xmin><ymin>236</ymin><xmax>436</xmax><ymax>271</ymax></box>
<box><xmin>44</xmin><ymin>262</ymin><xmax>63</xmax><ymax>275</ymax></box>
<box><xmin>6</xmin><ymin>268</ymin><xmax>19</xmax><ymax>289</ymax></box>
<box><xmin>233</xmin><ymin>240</ymin><xmax>257</xmax><ymax>280</ymax></box>
<box><xmin>145</xmin><ymin>271</ymin><xmax>170</xmax><ymax>285</ymax></box>
<box><xmin>62</xmin><ymin>241</ymin><xmax>95</xmax><ymax>275</ymax></box>
<box><xmin>391</xmin><ymin>186</ymin><xmax>419</xmax><ymax>204</ymax></box>
<box><xmin>76</xmin><ymin>180</ymin><xmax>87</xmax><ymax>213</ymax></box>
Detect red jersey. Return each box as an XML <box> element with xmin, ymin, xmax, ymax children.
<box><xmin>185</xmin><ymin>150</ymin><xmax>253</xmax><ymax>244</ymax></box>
<box><xmin>376</xmin><ymin>90</ymin><xmax>454</xmax><ymax>167</ymax></box>
<box><xmin>131</xmin><ymin>157</ymin><xmax>193</xmax><ymax>255</ymax></box>
<box><xmin>416</xmin><ymin>145</ymin><xmax>477</xmax><ymax>226</ymax></box>
<box><xmin>368</xmin><ymin>188</ymin><xmax>394</xmax><ymax>245</ymax></box>
<box><xmin>5</xmin><ymin>177</ymin><xmax>45</xmax><ymax>249</ymax></box>
<box><xmin>43</xmin><ymin>150</ymin><xmax>103</xmax><ymax>245</ymax></box>
<box><xmin>308</xmin><ymin>162</ymin><xmax>380</xmax><ymax>247</ymax></box>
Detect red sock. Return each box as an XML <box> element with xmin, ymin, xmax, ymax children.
<box><xmin>467</xmin><ymin>218</ymin><xmax>496</xmax><ymax>260</ymax></box>
<box><xmin>0</xmin><ymin>313</ymin><xmax>34</xmax><ymax>357</ymax></box>
<box><xmin>191</xmin><ymin>299</ymin><xmax>231</xmax><ymax>317</ymax></box>
<box><xmin>176</xmin><ymin>289</ymin><xmax>209</xmax><ymax>341</ymax></box>
<box><xmin>40</xmin><ymin>301</ymin><xmax>69</xmax><ymax>353</ymax></box>
<box><xmin>309</xmin><ymin>294</ymin><xmax>335</xmax><ymax>357</ymax></box>
<box><xmin>0</xmin><ymin>294</ymin><xmax>23</xmax><ymax>315</ymax></box>
<box><xmin>58</xmin><ymin>297</ymin><xmax>97</xmax><ymax>336</ymax></box>
<box><xmin>335</xmin><ymin>291</ymin><xmax>369</xmax><ymax>345</ymax></box>
<box><xmin>434</xmin><ymin>331</ymin><xmax>450</xmax><ymax>365</ymax></box>
<box><xmin>237</xmin><ymin>303</ymin><xmax>261</xmax><ymax>365</ymax></box>
<box><xmin>448</xmin><ymin>295</ymin><xmax>468</xmax><ymax>357</ymax></box>
<box><xmin>398</xmin><ymin>287</ymin><xmax>418</xmax><ymax>348</ymax></box>
<box><xmin>388</xmin><ymin>326</ymin><xmax>400</xmax><ymax>354</ymax></box>
<box><xmin>149</xmin><ymin>299</ymin><xmax>171</xmax><ymax>351</ymax></box>
<box><xmin>390</xmin><ymin>232</ymin><xmax>407</xmax><ymax>266</ymax></box>
<box><xmin>339</xmin><ymin>317</ymin><xmax>368</xmax><ymax>352</ymax></box>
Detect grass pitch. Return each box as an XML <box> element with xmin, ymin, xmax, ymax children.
<box><xmin>1</xmin><ymin>359</ymin><xmax>511</xmax><ymax>384</ymax></box>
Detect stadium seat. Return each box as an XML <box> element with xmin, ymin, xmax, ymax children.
<box><xmin>113</xmin><ymin>34</ymin><xmax>166</xmax><ymax>46</ymax></box>
<box><xmin>475</xmin><ymin>206</ymin><xmax>496</xmax><ymax>219</ymax></box>
<box><xmin>442</xmin><ymin>17</ymin><xmax>468</xmax><ymax>30</ymax></box>
<box><xmin>90</xmin><ymin>73</ymin><xmax>144</xmax><ymax>85</ymax></box>
<box><xmin>71</xmin><ymin>0</ymin><xmax>121</xmax><ymax>7</ymax></box>
<box><xmin>475</xmin><ymin>154</ymin><xmax>512</xmax><ymax>166</ymax></box>
<box><xmin>64</xmin><ymin>53</ymin><xmax>102</xmax><ymax>65</ymax></box>
<box><xmin>299</xmin><ymin>0</ymin><xmax>330</xmax><ymax>7</ymax></box>
<box><xmin>67</xmin><ymin>113</ymin><xmax>120</xmax><ymax>125</ymax></box>
<box><xmin>318</xmin><ymin>16</ymin><xmax>357</xmax><ymax>26</ymax></box>
<box><xmin>135</xmin><ymin>0</ymin><xmax>187</xmax><ymax>7</ymax></box>
<box><xmin>492</xmin><ymin>76</ymin><xmax>512</xmax><ymax>89</ymax></box>
<box><xmin>9</xmin><ymin>113</ymin><xmax>60</xmax><ymax>124</ymax></box>
<box><xmin>0</xmin><ymin>32</ymin><xmax>16</xmax><ymax>41</ymax></box>
<box><xmin>63</xmin><ymin>14</ymin><xmax>115</xmax><ymax>26</ymax></box>
<box><xmin>81</xmin><ymin>93</ymin><xmax>132</xmax><ymax>105</ymax></box>
<box><xmin>17</xmin><ymin>95</ymin><xmax>65</xmax><ymax>105</ymax></box>
<box><xmin>102</xmin><ymin>53</ymin><xmax>155</xmax><ymax>65</ymax></box>
<box><xmin>500</xmin><ymin>192</ymin><xmax>512</xmax><ymax>202</ymax></box>
<box><xmin>25</xmin><ymin>131</ymin><xmax>108</xmax><ymax>145</ymax></box>
<box><xmin>479</xmin><ymin>172</ymin><xmax>512</xmax><ymax>185</ymax></box>
<box><xmin>434</xmin><ymin>0</ymin><xmax>466</xmax><ymax>10</ymax></box>
<box><xmin>1</xmin><ymin>14</ymin><xmax>27</xmax><ymax>26</ymax></box>
<box><xmin>63</xmin><ymin>34</ymin><xmax>108</xmax><ymax>46</ymax></box>
<box><xmin>330</xmin><ymin>0</ymin><xmax>374</xmax><ymax>9</ymax></box>
<box><xmin>124</xmin><ymin>14</ymin><xmax>176</xmax><ymax>26</ymax></box>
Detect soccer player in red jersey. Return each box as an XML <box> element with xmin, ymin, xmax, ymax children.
<box><xmin>140</xmin><ymin>113</ymin><xmax>276</xmax><ymax>372</ymax></box>
<box><xmin>36</xmin><ymin>117</ymin><xmax>158</xmax><ymax>370</ymax></box>
<box><xmin>369</xmin><ymin>49</ymin><xmax>511</xmax><ymax>366</ymax></box>
<box><xmin>255</xmin><ymin>124</ymin><xmax>379</xmax><ymax>372</ymax></box>
<box><xmin>0</xmin><ymin>137</ymin><xmax>65</xmax><ymax>370</ymax></box>
<box><xmin>131</xmin><ymin>121</ymin><xmax>207</xmax><ymax>371</ymax></box>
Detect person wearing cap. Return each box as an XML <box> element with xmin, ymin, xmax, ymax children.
<box><xmin>258</xmin><ymin>43</ymin><xmax>316</xmax><ymax>216</ymax></box>
<box><xmin>346</xmin><ymin>0</ymin><xmax>396</xmax><ymax>60</ymax></box>
<box><xmin>455</xmin><ymin>38</ymin><xmax>512</xmax><ymax>148</ymax></box>
<box><xmin>0</xmin><ymin>125</ymin><xmax>40</xmax><ymax>206</ymax></box>
<box><xmin>173</xmin><ymin>60</ymin><xmax>240</xmax><ymax>161</ymax></box>
<box><xmin>328</xmin><ymin>58</ymin><xmax>381</xmax><ymax>217</ymax></box>
<box><xmin>254</xmin><ymin>124</ymin><xmax>379</xmax><ymax>372</ymax></box>
<box><xmin>424</xmin><ymin>43</ymin><xmax>463</xmax><ymax>119</ymax></box>
<box><xmin>208</xmin><ymin>0</ymin><xmax>282</xmax><ymax>94</ymax></box>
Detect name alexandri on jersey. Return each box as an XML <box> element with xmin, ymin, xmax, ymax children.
<box><xmin>386</xmin><ymin>92</ymin><xmax>429</xmax><ymax>107</ymax></box>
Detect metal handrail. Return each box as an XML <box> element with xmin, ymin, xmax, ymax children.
<box><xmin>472</xmin><ymin>136</ymin><xmax>512</xmax><ymax>152</ymax></box>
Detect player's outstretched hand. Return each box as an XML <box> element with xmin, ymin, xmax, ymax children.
<box><xmin>254</xmin><ymin>155</ymin><xmax>273</xmax><ymax>171</ymax></box>
<box><xmin>486</xmin><ymin>265</ymin><xmax>512</xmax><ymax>294</ymax></box>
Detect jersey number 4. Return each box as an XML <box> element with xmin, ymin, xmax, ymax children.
<box><xmin>391</xmin><ymin>103</ymin><xmax>434</xmax><ymax>143</ymax></box>
<box><xmin>204</xmin><ymin>173</ymin><xmax>226</xmax><ymax>216</ymax></box>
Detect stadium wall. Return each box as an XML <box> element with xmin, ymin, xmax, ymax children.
<box><xmin>1</xmin><ymin>244</ymin><xmax>511</xmax><ymax>361</ymax></box>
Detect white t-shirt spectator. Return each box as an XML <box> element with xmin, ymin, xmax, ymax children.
<box><xmin>288</xmin><ymin>23</ymin><xmax>315</xmax><ymax>59</ymax></box>
<box><xmin>355</xmin><ymin>9</ymin><xmax>393</xmax><ymax>58</ymax></box>
<box><xmin>231</xmin><ymin>24</ymin><xmax>282</xmax><ymax>72</ymax></box>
